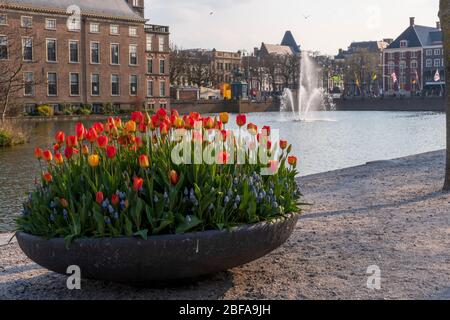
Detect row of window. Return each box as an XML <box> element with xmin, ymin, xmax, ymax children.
<box><xmin>387</xmin><ymin>48</ymin><xmax>444</xmax><ymax>60</ymax></box>
<box><xmin>216</xmin><ymin>62</ymin><xmax>240</xmax><ymax>71</ymax></box>
<box><xmin>426</xmin><ymin>48</ymin><xmax>443</xmax><ymax>56</ymax></box>
<box><xmin>387</xmin><ymin>51</ymin><xmax>420</xmax><ymax>60</ymax></box>
<box><xmin>22</xmin><ymin>72</ymin><xmax>166</xmax><ymax>97</ymax></box>
<box><xmin>0</xmin><ymin>13</ymin><xmax>140</xmax><ymax>36</ymax></box>
<box><xmin>146</xmin><ymin>34</ymin><xmax>167</xmax><ymax>52</ymax></box>
<box><xmin>426</xmin><ymin>58</ymin><xmax>444</xmax><ymax>68</ymax></box>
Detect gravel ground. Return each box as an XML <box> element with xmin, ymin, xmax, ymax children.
<box><xmin>2</xmin><ymin>150</ymin><xmax>450</xmax><ymax>300</ymax></box>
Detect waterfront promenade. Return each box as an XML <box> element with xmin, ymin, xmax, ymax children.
<box><xmin>2</xmin><ymin>150</ymin><xmax>450</xmax><ymax>299</ymax></box>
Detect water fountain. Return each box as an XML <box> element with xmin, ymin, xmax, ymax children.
<box><xmin>281</xmin><ymin>51</ymin><xmax>335</xmax><ymax>121</ymax></box>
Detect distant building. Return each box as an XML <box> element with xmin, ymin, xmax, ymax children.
<box><xmin>383</xmin><ymin>17</ymin><xmax>444</xmax><ymax>96</ymax></box>
<box><xmin>281</xmin><ymin>31</ymin><xmax>301</xmax><ymax>54</ymax></box>
<box><xmin>209</xmin><ymin>49</ymin><xmax>242</xmax><ymax>86</ymax></box>
<box><xmin>335</xmin><ymin>40</ymin><xmax>390</xmax><ymax>62</ymax></box>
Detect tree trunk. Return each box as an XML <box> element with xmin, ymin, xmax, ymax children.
<box><xmin>1</xmin><ymin>90</ymin><xmax>10</xmax><ymax>123</ymax></box>
<box><xmin>442</xmin><ymin>0</ymin><xmax>450</xmax><ymax>190</ymax></box>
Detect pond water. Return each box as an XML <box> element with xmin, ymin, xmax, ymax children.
<box><xmin>0</xmin><ymin>111</ymin><xmax>445</xmax><ymax>232</ymax></box>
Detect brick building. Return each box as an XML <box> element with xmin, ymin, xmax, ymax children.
<box><xmin>0</xmin><ymin>0</ymin><xmax>170</xmax><ymax>112</ymax></box>
<box><xmin>383</xmin><ymin>17</ymin><xmax>444</xmax><ymax>96</ymax></box>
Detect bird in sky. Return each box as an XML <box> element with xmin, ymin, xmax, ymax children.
<box><xmin>210</xmin><ymin>11</ymin><xmax>214</xmax><ymax>15</ymax></box>
<box><xmin>302</xmin><ymin>14</ymin><xmax>311</xmax><ymax>19</ymax></box>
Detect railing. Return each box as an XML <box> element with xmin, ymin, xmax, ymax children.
<box><xmin>145</xmin><ymin>24</ymin><xmax>170</xmax><ymax>33</ymax></box>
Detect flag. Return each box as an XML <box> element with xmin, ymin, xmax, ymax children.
<box><xmin>372</xmin><ymin>73</ymin><xmax>377</xmax><ymax>81</ymax></box>
<box><xmin>354</xmin><ymin>72</ymin><xmax>360</xmax><ymax>87</ymax></box>
<box><xmin>391</xmin><ymin>72</ymin><xmax>397</xmax><ymax>83</ymax></box>
<box><xmin>434</xmin><ymin>69</ymin><xmax>441</xmax><ymax>82</ymax></box>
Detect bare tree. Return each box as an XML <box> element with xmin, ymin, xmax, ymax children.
<box><xmin>441</xmin><ymin>0</ymin><xmax>450</xmax><ymax>190</ymax></box>
<box><xmin>0</xmin><ymin>27</ymin><xmax>43</xmax><ymax>122</ymax></box>
<box><xmin>169</xmin><ymin>44</ymin><xmax>188</xmax><ymax>86</ymax></box>
<box><xmin>186</xmin><ymin>52</ymin><xmax>214</xmax><ymax>88</ymax></box>
<box><xmin>342</xmin><ymin>49</ymin><xmax>381</xmax><ymax>96</ymax></box>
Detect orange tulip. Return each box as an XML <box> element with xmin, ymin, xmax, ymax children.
<box><xmin>125</xmin><ymin>120</ymin><xmax>137</xmax><ymax>133</ymax></box>
<box><xmin>54</xmin><ymin>153</ymin><xmax>64</xmax><ymax>165</ymax></box>
<box><xmin>247</xmin><ymin>123</ymin><xmax>258</xmax><ymax>135</ymax></box>
<box><xmin>55</xmin><ymin>131</ymin><xmax>65</xmax><ymax>144</ymax></box>
<box><xmin>219</xmin><ymin>112</ymin><xmax>229</xmax><ymax>124</ymax></box>
<box><xmin>160</xmin><ymin>123</ymin><xmax>169</xmax><ymax>136</ymax></box>
<box><xmin>169</xmin><ymin>170</ymin><xmax>179</xmax><ymax>186</ymax></box>
<box><xmin>34</xmin><ymin>147</ymin><xmax>43</xmax><ymax>160</ymax></box>
<box><xmin>203</xmin><ymin>117</ymin><xmax>214</xmax><ymax>129</ymax></box>
<box><xmin>81</xmin><ymin>144</ymin><xmax>89</xmax><ymax>155</ymax></box>
<box><xmin>60</xmin><ymin>198</ymin><xmax>69</xmax><ymax>208</ymax></box>
<box><xmin>236</xmin><ymin>114</ymin><xmax>247</xmax><ymax>127</ymax></box>
<box><xmin>42</xmin><ymin>150</ymin><xmax>53</xmax><ymax>162</ymax></box>
<box><xmin>280</xmin><ymin>140</ymin><xmax>288</xmax><ymax>150</ymax></box>
<box><xmin>88</xmin><ymin>154</ymin><xmax>100</xmax><ymax>167</ymax></box>
<box><xmin>288</xmin><ymin>156</ymin><xmax>298</xmax><ymax>167</ymax></box>
<box><xmin>138</xmin><ymin>154</ymin><xmax>150</xmax><ymax>168</ymax></box>
<box><xmin>43</xmin><ymin>172</ymin><xmax>53</xmax><ymax>183</ymax></box>
<box><xmin>133</xmin><ymin>176</ymin><xmax>144</xmax><ymax>191</ymax></box>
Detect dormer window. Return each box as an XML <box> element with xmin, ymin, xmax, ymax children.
<box><xmin>400</xmin><ymin>40</ymin><xmax>408</xmax><ymax>48</ymax></box>
<box><xmin>132</xmin><ymin>0</ymin><xmax>140</xmax><ymax>6</ymax></box>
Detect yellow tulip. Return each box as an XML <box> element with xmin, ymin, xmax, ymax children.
<box><xmin>125</xmin><ymin>120</ymin><xmax>137</xmax><ymax>133</ymax></box>
<box><xmin>88</xmin><ymin>154</ymin><xmax>100</xmax><ymax>167</ymax></box>
<box><xmin>219</xmin><ymin>112</ymin><xmax>229</xmax><ymax>124</ymax></box>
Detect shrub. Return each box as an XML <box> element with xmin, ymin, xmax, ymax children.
<box><xmin>17</xmin><ymin>109</ymin><xmax>301</xmax><ymax>242</ymax></box>
<box><xmin>37</xmin><ymin>105</ymin><xmax>54</xmax><ymax>117</ymax></box>
<box><xmin>0</xmin><ymin>121</ymin><xmax>28</xmax><ymax>147</ymax></box>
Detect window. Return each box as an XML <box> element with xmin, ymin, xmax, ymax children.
<box><xmin>435</xmin><ymin>49</ymin><xmax>441</xmax><ymax>56</ymax></box>
<box><xmin>129</xmin><ymin>27</ymin><xmax>138</xmax><ymax>37</ymax></box>
<box><xmin>159</xmin><ymin>59</ymin><xmax>165</xmax><ymax>74</ymax></box>
<box><xmin>133</xmin><ymin>0</ymin><xmax>139</xmax><ymax>6</ymax></box>
<box><xmin>70</xmin><ymin>73</ymin><xmax>80</xmax><ymax>96</ymax></box>
<box><xmin>111</xmin><ymin>44</ymin><xmax>119</xmax><ymax>64</ymax></box>
<box><xmin>130</xmin><ymin>75</ymin><xmax>138</xmax><ymax>95</ymax></box>
<box><xmin>69</xmin><ymin>41</ymin><xmax>79</xmax><ymax>63</ymax></box>
<box><xmin>426</xmin><ymin>59</ymin><xmax>432</xmax><ymax>67</ymax></box>
<box><xmin>159</xmin><ymin>81</ymin><xmax>166</xmax><ymax>97</ymax></box>
<box><xmin>146</xmin><ymin>34</ymin><xmax>152</xmax><ymax>51</ymax></box>
<box><xmin>91</xmin><ymin>74</ymin><xmax>100</xmax><ymax>96</ymax></box>
<box><xmin>399</xmin><ymin>61</ymin><xmax>406</xmax><ymax>74</ymax></box>
<box><xmin>147</xmin><ymin>80</ymin><xmax>153</xmax><ymax>97</ymax></box>
<box><xmin>387</xmin><ymin>52</ymin><xmax>394</xmax><ymax>60</ymax></box>
<box><xmin>47</xmin><ymin>73</ymin><xmax>57</xmax><ymax>96</ymax></box>
<box><xmin>0</xmin><ymin>14</ymin><xmax>7</xmax><ymax>25</ymax></box>
<box><xmin>400</xmin><ymin>52</ymin><xmax>406</xmax><ymax>59</ymax></box>
<box><xmin>91</xmin><ymin>42</ymin><xmax>100</xmax><ymax>64</ymax></box>
<box><xmin>45</xmin><ymin>19</ymin><xmax>56</xmax><ymax>30</ymax></box>
<box><xmin>90</xmin><ymin>23</ymin><xmax>100</xmax><ymax>33</ymax></box>
<box><xmin>21</xmin><ymin>16</ymin><xmax>32</xmax><ymax>28</ymax></box>
<box><xmin>400</xmin><ymin>40</ymin><xmax>408</xmax><ymax>48</ymax></box>
<box><xmin>411</xmin><ymin>52</ymin><xmax>418</xmax><ymax>59</ymax></box>
<box><xmin>426</xmin><ymin>49</ymin><xmax>433</xmax><ymax>56</ymax></box>
<box><xmin>111</xmin><ymin>74</ymin><xmax>120</xmax><ymax>96</ymax></box>
<box><xmin>23</xmin><ymin>72</ymin><xmax>34</xmax><ymax>96</ymax></box>
<box><xmin>158</xmin><ymin>36</ymin><xmax>165</xmax><ymax>51</ymax></box>
<box><xmin>67</xmin><ymin>17</ymin><xmax>80</xmax><ymax>31</ymax></box>
<box><xmin>411</xmin><ymin>60</ymin><xmax>418</xmax><ymax>69</ymax></box>
<box><xmin>46</xmin><ymin>39</ymin><xmax>57</xmax><ymax>62</ymax></box>
<box><xmin>147</xmin><ymin>59</ymin><xmax>153</xmax><ymax>73</ymax></box>
<box><xmin>0</xmin><ymin>36</ymin><xmax>7</xmax><ymax>60</ymax></box>
<box><xmin>434</xmin><ymin>59</ymin><xmax>441</xmax><ymax>67</ymax></box>
<box><xmin>110</xmin><ymin>25</ymin><xmax>119</xmax><ymax>35</ymax></box>
<box><xmin>22</xmin><ymin>37</ymin><xmax>33</xmax><ymax>61</ymax></box>
<box><xmin>129</xmin><ymin>44</ymin><xmax>137</xmax><ymax>65</ymax></box>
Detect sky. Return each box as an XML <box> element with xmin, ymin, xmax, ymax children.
<box><xmin>145</xmin><ymin>0</ymin><xmax>440</xmax><ymax>56</ymax></box>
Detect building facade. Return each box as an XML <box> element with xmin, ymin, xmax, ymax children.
<box><xmin>383</xmin><ymin>17</ymin><xmax>444</xmax><ymax>96</ymax></box>
<box><xmin>144</xmin><ymin>24</ymin><xmax>170</xmax><ymax>110</ymax></box>
<box><xmin>0</xmin><ymin>0</ymin><xmax>172</xmax><ymax>113</ymax></box>
<box><xmin>209</xmin><ymin>49</ymin><xmax>242</xmax><ymax>86</ymax></box>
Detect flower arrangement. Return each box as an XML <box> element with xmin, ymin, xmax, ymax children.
<box><xmin>17</xmin><ymin>109</ymin><xmax>301</xmax><ymax>242</ymax></box>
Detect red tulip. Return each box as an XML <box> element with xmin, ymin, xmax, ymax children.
<box><xmin>138</xmin><ymin>123</ymin><xmax>147</xmax><ymax>133</ymax></box>
<box><xmin>64</xmin><ymin>147</ymin><xmax>79</xmax><ymax>159</ymax></box>
<box><xmin>111</xmin><ymin>194</ymin><xmax>120</xmax><ymax>206</ymax></box>
<box><xmin>60</xmin><ymin>198</ymin><xmax>69</xmax><ymax>208</ymax></box>
<box><xmin>42</xmin><ymin>150</ymin><xmax>53</xmax><ymax>162</ymax></box>
<box><xmin>43</xmin><ymin>172</ymin><xmax>53</xmax><ymax>183</ymax></box>
<box><xmin>217</xmin><ymin>151</ymin><xmax>231</xmax><ymax>165</ymax></box>
<box><xmin>203</xmin><ymin>117</ymin><xmax>214</xmax><ymax>129</ymax></box>
<box><xmin>75</xmin><ymin>123</ymin><xmax>85</xmax><ymax>140</ymax></box>
<box><xmin>156</xmin><ymin>108</ymin><xmax>167</xmax><ymax>120</ymax></box>
<box><xmin>55</xmin><ymin>131</ymin><xmax>65</xmax><ymax>144</ymax></box>
<box><xmin>267</xmin><ymin>140</ymin><xmax>272</xmax><ymax>150</ymax></box>
<box><xmin>262</xmin><ymin>126</ymin><xmax>271</xmax><ymax>136</ymax></box>
<box><xmin>34</xmin><ymin>147</ymin><xmax>43</xmax><ymax>159</ymax></box>
<box><xmin>131</xmin><ymin>111</ymin><xmax>144</xmax><ymax>124</ymax></box>
<box><xmin>169</xmin><ymin>170</ymin><xmax>179</xmax><ymax>186</ymax></box>
<box><xmin>86</xmin><ymin>128</ymin><xmax>98</xmax><ymax>143</ymax></box>
<box><xmin>280</xmin><ymin>140</ymin><xmax>288</xmax><ymax>150</ymax></box>
<box><xmin>133</xmin><ymin>177</ymin><xmax>144</xmax><ymax>192</ymax></box>
<box><xmin>288</xmin><ymin>156</ymin><xmax>298</xmax><ymax>167</ymax></box>
<box><xmin>236</xmin><ymin>114</ymin><xmax>247</xmax><ymax>127</ymax></box>
<box><xmin>160</xmin><ymin>123</ymin><xmax>169</xmax><ymax>136</ymax></box>
<box><xmin>135</xmin><ymin>137</ymin><xmax>143</xmax><ymax>147</ymax></box>
<box><xmin>53</xmin><ymin>144</ymin><xmax>60</xmax><ymax>152</ymax></box>
<box><xmin>106</xmin><ymin>145</ymin><xmax>117</xmax><ymax>159</ymax></box>
<box><xmin>96</xmin><ymin>191</ymin><xmax>104</xmax><ymax>204</ymax></box>
<box><xmin>93</xmin><ymin>122</ymin><xmax>104</xmax><ymax>134</ymax></box>
<box><xmin>97</xmin><ymin>136</ymin><xmax>109</xmax><ymax>148</ymax></box>
<box><xmin>171</xmin><ymin>110</ymin><xmax>180</xmax><ymax>118</ymax></box>
<box><xmin>66</xmin><ymin>136</ymin><xmax>78</xmax><ymax>148</ymax></box>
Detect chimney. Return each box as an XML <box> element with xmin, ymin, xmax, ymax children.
<box><xmin>437</xmin><ymin>21</ymin><xmax>441</xmax><ymax>30</ymax></box>
<box><xmin>410</xmin><ymin>17</ymin><xmax>415</xmax><ymax>27</ymax></box>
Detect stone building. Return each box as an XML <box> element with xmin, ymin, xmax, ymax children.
<box><xmin>0</xmin><ymin>0</ymin><xmax>170</xmax><ymax>112</ymax></box>
<box><xmin>209</xmin><ymin>49</ymin><xmax>242</xmax><ymax>86</ymax></box>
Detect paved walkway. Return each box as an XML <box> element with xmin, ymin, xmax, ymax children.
<box><xmin>2</xmin><ymin>150</ymin><xmax>450</xmax><ymax>299</ymax></box>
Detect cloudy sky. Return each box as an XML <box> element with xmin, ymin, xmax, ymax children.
<box><xmin>145</xmin><ymin>0</ymin><xmax>440</xmax><ymax>55</ymax></box>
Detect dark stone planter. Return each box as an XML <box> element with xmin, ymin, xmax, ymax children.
<box><xmin>16</xmin><ymin>214</ymin><xmax>299</xmax><ymax>285</ymax></box>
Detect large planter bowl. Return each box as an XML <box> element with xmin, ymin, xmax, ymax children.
<box><xmin>16</xmin><ymin>213</ymin><xmax>299</xmax><ymax>284</ymax></box>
